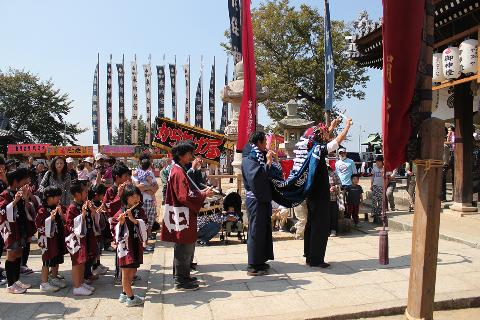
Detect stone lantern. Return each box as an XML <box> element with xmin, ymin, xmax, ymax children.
<box><xmin>278</xmin><ymin>100</ymin><xmax>314</xmax><ymax>159</ymax></box>
<box><xmin>221</xmin><ymin>60</ymin><xmax>268</xmax><ymax>174</ymax></box>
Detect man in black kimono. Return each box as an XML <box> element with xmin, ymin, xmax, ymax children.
<box><xmin>241</xmin><ymin>132</ymin><xmax>280</xmax><ymax>276</ymax></box>
<box><xmin>304</xmin><ymin>118</ymin><xmax>352</xmax><ymax>268</ymax></box>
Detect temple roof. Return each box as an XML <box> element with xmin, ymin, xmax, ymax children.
<box><xmin>347</xmin><ymin>0</ymin><xmax>480</xmax><ymax>69</ymax></box>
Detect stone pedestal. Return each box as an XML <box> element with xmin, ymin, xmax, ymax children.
<box><xmin>221</xmin><ymin>60</ymin><xmax>268</xmax><ymax>174</ymax></box>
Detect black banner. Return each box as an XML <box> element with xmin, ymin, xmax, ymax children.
<box><xmin>194</xmin><ymin>75</ymin><xmax>203</xmax><ymax>128</ymax></box>
<box><xmin>228</xmin><ymin>0</ymin><xmax>242</xmax><ymax>64</ymax></box>
<box><xmin>156</xmin><ymin>65</ymin><xmax>165</xmax><ymax>118</ymax></box>
<box><xmin>153</xmin><ymin>117</ymin><xmax>234</xmax><ymax>164</ymax></box>
<box><xmin>92</xmin><ymin>63</ymin><xmax>99</xmax><ymax>145</ymax></box>
<box><xmin>169</xmin><ymin>64</ymin><xmax>177</xmax><ymax>121</ymax></box>
<box><xmin>116</xmin><ymin>63</ymin><xmax>125</xmax><ymax>144</ymax></box>
<box><xmin>220</xmin><ymin>58</ymin><xmax>229</xmax><ymax>132</ymax></box>
<box><xmin>107</xmin><ymin>62</ymin><xmax>113</xmax><ymax>145</ymax></box>
<box><xmin>209</xmin><ymin>61</ymin><xmax>215</xmax><ymax>131</ymax></box>
<box><xmin>183</xmin><ymin>64</ymin><xmax>190</xmax><ymax>124</ymax></box>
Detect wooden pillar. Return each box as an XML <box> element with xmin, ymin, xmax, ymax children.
<box><xmin>406</xmin><ymin>119</ymin><xmax>444</xmax><ymax>320</ymax></box>
<box><xmin>406</xmin><ymin>1</ymin><xmax>444</xmax><ymax>319</ymax></box>
<box><xmin>450</xmin><ymin>82</ymin><xmax>476</xmax><ymax>212</ymax></box>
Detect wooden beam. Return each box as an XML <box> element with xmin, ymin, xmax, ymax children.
<box><xmin>453</xmin><ymin>82</ymin><xmax>474</xmax><ymax>205</ymax></box>
<box><xmin>478</xmin><ymin>28</ymin><xmax>480</xmax><ymax>84</ymax></box>
<box><xmin>406</xmin><ymin>1</ymin><xmax>444</xmax><ymax>319</ymax></box>
<box><xmin>433</xmin><ymin>26</ymin><xmax>479</xmax><ymax>49</ymax></box>
<box><xmin>432</xmin><ymin>74</ymin><xmax>479</xmax><ymax>91</ymax></box>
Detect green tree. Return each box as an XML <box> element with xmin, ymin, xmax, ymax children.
<box><xmin>223</xmin><ymin>0</ymin><xmax>369</xmax><ymax>122</ymax></box>
<box><xmin>0</xmin><ymin>69</ymin><xmax>86</xmax><ymax>145</ymax></box>
<box><xmin>112</xmin><ymin>115</ymin><xmax>156</xmax><ymax>146</ymax></box>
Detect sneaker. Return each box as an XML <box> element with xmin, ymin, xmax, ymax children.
<box><xmin>114</xmin><ymin>277</ymin><xmax>122</xmax><ymax>285</ymax></box>
<box><xmin>329</xmin><ymin>230</ymin><xmax>337</xmax><ymax>237</ymax></box>
<box><xmin>40</xmin><ymin>282</ymin><xmax>60</xmax><ymax>293</ymax></box>
<box><xmin>308</xmin><ymin>262</ymin><xmax>331</xmax><ymax>268</ymax></box>
<box><xmin>7</xmin><ymin>283</ymin><xmax>26</xmax><ymax>294</ymax></box>
<box><xmin>258</xmin><ymin>263</ymin><xmax>270</xmax><ymax>271</ymax></box>
<box><xmin>20</xmin><ymin>266</ymin><xmax>34</xmax><ymax>275</ymax></box>
<box><xmin>99</xmin><ymin>263</ymin><xmax>110</xmax><ymax>271</ymax></box>
<box><xmin>16</xmin><ymin>281</ymin><xmax>32</xmax><ymax>289</ymax></box>
<box><xmin>144</xmin><ymin>245</ymin><xmax>155</xmax><ymax>253</ymax></box>
<box><xmin>0</xmin><ymin>272</ymin><xmax>7</xmax><ymax>286</ymax></box>
<box><xmin>73</xmin><ymin>286</ymin><xmax>92</xmax><ymax>296</ymax></box>
<box><xmin>92</xmin><ymin>266</ymin><xmax>108</xmax><ymax>276</ymax></box>
<box><xmin>82</xmin><ymin>283</ymin><xmax>95</xmax><ymax>292</ymax></box>
<box><xmin>125</xmin><ymin>295</ymin><xmax>144</xmax><ymax>307</ymax></box>
<box><xmin>49</xmin><ymin>277</ymin><xmax>67</xmax><ymax>289</ymax></box>
<box><xmin>118</xmin><ymin>292</ymin><xmax>128</xmax><ymax>303</ymax></box>
<box><xmin>50</xmin><ymin>271</ymin><xmax>65</xmax><ymax>280</ymax></box>
<box><xmin>175</xmin><ymin>282</ymin><xmax>199</xmax><ymax>291</ymax></box>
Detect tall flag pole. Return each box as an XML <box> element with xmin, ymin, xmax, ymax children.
<box><xmin>220</xmin><ymin>56</ymin><xmax>229</xmax><ymax>132</ymax></box>
<box><xmin>116</xmin><ymin>55</ymin><xmax>125</xmax><ymax>144</ymax></box>
<box><xmin>324</xmin><ymin>0</ymin><xmax>335</xmax><ymax>125</ymax></box>
<box><xmin>144</xmin><ymin>54</ymin><xmax>152</xmax><ymax>145</ymax></box>
<box><xmin>228</xmin><ymin>0</ymin><xmax>242</xmax><ymax>64</ymax></box>
<box><xmin>183</xmin><ymin>56</ymin><xmax>191</xmax><ymax>124</ymax></box>
<box><xmin>209</xmin><ymin>57</ymin><xmax>216</xmax><ymax>131</ymax></box>
<box><xmin>195</xmin><ymin>56</ymin><xmax>204</xmax><ymax>128</ymax></box>
<box><xmin>156</xmin><ymin>54</ymin><xmax>166</xmax><ymax>118</ymax></box>
<box><xmin>107</xmin><ymin>55</ymin><xmax>113</xmax><ymax>145</ymax></box>
<box><xmin>237</xmin><ymin>0</ymin><xmax>257</xmax><ymax>151</ymax></box>
<box><xmin>169</xmin><ymin>57</ymin><xmax>178</xmax><ymax>121</ymax></box>
<box><xmin>92</xmin><ymin>54</ymin><xmax>100</xmax><ymax>145</ymax></box>
<box><xmin>131</xmin><ymin>55</ymin><xmax>139</xmax><ymax>144</ymax></box>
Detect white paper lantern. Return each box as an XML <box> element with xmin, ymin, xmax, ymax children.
<box><xmin>433</xmin><ymin>53</ymin><xmax>445</xmax><ymax>82</ymax></box>
<box><xmin>442</xmin><ymin>46</ymin><xmax>461</xmax><ymax>79</ymax></box>
<box><xmin>459</xmin><ymin>39</ymin><xmax>478</xmax><ymax>74</ymax></box>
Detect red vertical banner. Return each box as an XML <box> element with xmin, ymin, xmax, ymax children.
<box><xmin>237</xmin><ymin>0</ymin><xmax>257</xmax><ymax>152</ymax></box>
<box><xmin>382</xmin><ymin>0</ymin><xmax>425</xmax><ymax>171</ymax></box>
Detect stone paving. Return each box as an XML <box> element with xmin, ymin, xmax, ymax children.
<box><xmin>1</xmin><ymin>229</ymin><xmax>480</xmax><ymax>320</ymax></box>
<box><xmin>142</xmin><ymin>230</ymin><xmax>480</xmax><ymax>320</ymax></box>
<box><xmin>0</xmin><ymin>248</ymin><xmax>152</xmax><ymax>320</ymax></box>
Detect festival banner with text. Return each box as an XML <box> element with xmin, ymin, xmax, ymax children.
<box><xmin>153</xmin><ymin>117</ymin><xmax>234</xmax><ymax>164</ymax></box>
<box><xmin>92</xmin><ymin>62</ymin><xmax>100</xmax><ymax>145</ymax></box>
<box><xmin>156</xmin><ymin>65</ymin><xmax>165</xmax><ymax>118</ymax></box>
<box><xmin>209</xmin><ymin>60</ymin><xmax>216</xmax><ymax>131</ymax></box>
<box><xmin>194</xmin><ymin>74</ymin><xmax>203</xmax><ymax>128</ymax></box>
<box><xmin>183</xmin><ymin>63</ymin><xmax>191</xmax><ymax>124</ymax></box>
<box><xmin>169</xmin><ymin>64</ymin><xmax>178</xmax><ymax>121</ymax></box>
<box><xmin>237</xmin><ymin>0</ymin><xmax>257</xmax><ymax>151</ymax></box>
<box><xmin>107</xmin><ymin>61</ymin><xmax>113</xmax><ymax>144</ymax></box>
<box><xmin>116</xmin><ymin>62</ymin><xmax>125</xmax><ymax>144</ymax></box>
<box><xmin>220</xmin><ymin>57</ymin><xmax>229</xmax><ymax>132</ymax></box>
<box><xmin>382</xmin><ymin>0</ymin><xmax>424</xmax><ymax>171</ymax></box>
<box><xmin>228</xmin><ymin>0</ymin><xmax>242</xmax><ymax>64</ymax></box>
<box><xmin>324</xmin><ymin>0</ymin><xmax>335</xmax><ymax>111</ymax></box>
<box><xmin>131</xmin><ymin>61</ymin><xmax>139</xmax><ymax>144</ymax></box>
<box><xmin>144</xmin><ymin>63</ymin><xmax>152</xmax><ymax>145</ymax></box>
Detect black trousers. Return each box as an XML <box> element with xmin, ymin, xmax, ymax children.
<box><xmin>173</xmin><ymin>243</ymin><xmax>195</xmax><ymax>284</ymax></box>
<box><xmin>246</xmin><ymin>198</ymin><xmax>273</xmax><ymax>266</ymax></box>
<box><xmin>304</xmin><ymin>195</ymin><xmax>330</xmax><ymax>264</ymax></box>
<box><xmin>329</xmin><ymin>201</ymin><xmax>339</xmax><ymax>232</ymax></box>
<box><xmin>441</xmin><ymin>152</ymin><xmax>454</xmax><ymax>201</ymax></box>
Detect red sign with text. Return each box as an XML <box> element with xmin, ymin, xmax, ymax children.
<box><xmin>153</xmin><ymin>117</ymin><xmax>233</xmax><ymax>164</ymax></box>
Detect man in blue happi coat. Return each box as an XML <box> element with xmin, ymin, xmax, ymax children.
<box><xmin>241</xmin><ymin>131</ymin><xmax>283</xmax><ymax>276</ymax></box>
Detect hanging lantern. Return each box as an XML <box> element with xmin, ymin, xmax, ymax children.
<box><xmin>459</xmin><ymin>39</ymin><xmax>478</xmax><ymax>74</ymax></box>
<box><xmin>442</xmin><ymin>46</ymin><xmax>461</xmax><ymax>80</ymax></box>
<box><xmin>433</xmin><ymin>53</ymin><xmax>445</xmax><ymax>82</ymax></box>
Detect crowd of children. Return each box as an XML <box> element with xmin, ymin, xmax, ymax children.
<box><xmin>0</xmin><ymin>155</ymin><xmax>152</xmax><ymax>307</ymax></box>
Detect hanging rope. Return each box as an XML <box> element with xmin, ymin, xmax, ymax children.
<box><xmin>413</xmin><ymin>159</ymin><xmax>443</xmax><ymax>182</ymax></box>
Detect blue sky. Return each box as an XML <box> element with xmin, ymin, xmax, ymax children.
<box><xmin>0</xmin><ymin>0</ymin><xmax>382</xmax><ymax>152</ymax></box>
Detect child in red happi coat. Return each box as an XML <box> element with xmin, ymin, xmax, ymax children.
<box><xmin>0</xmin><ymin>168</ymin><xmax>34</xmax><ymax>294</ymax></box>
<box><xmin>65</xmin><ymin>180</ymin><xmax>99</xmax><ymax>296</ymax></box>
<box><xmin>35</xmin><ymin>186</ymin><xmax>68</xmax><ymax>293</ymax></box>
<box><xmin>111</xmin><ymin>185</ymin><xmax>147</xmax><ymax>307</ymax></box>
